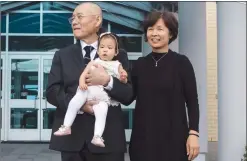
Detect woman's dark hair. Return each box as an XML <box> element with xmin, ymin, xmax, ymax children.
<box><xmin>143</xmin><ymin>10</ymin><xmax>178</xmax><ymax>44</ymax></box>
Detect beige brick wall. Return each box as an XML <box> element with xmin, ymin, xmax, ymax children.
<box><xmin>206</xmin><ymin>2</ymin><xmax>218</xmax><ymax>141</ymax></box>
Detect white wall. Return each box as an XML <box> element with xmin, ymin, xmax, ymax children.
<box><xmin>178</xmin><ymin>2</ymin><xmax>208</xmax><ymax>161</ymax></box>
<box><xmin>169</xmin><ymin>12</ymin><xmax>179</xmax><ymax>52</ymax></box>
<box><xmin>217</xmin><ymin>2</ymin><xmax>246</xmax><ymax>161</ymax></box>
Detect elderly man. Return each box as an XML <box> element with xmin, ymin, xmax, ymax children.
<box><xmin>46</xmin><ymin>2</ymin><xmax>133</xmax><ymax>161</ymax></box>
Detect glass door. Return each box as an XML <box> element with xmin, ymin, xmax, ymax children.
<box><xmin>122</xmin><ymin>101</ymin><xmax>136</xmax><ymax>142</ymax></box>
<box><xmin>40</xmin><ymin>55</ymin><xmax>55</xmax><ymax>141</ymax></box>
<box><xmin>1</xmin><ymin>55</ymin><xmax>5</xmax><ymax>109</ymax></box>
<box><xmin>8</xmin><ymin>54</ymin><xmax>54</xmax><ymax>141</ymax></box>
<box><xmin>8</xmin><ymin>55</ymin><xmax>41</xmax><ymax>140</ymax></box>
<box><xmin>1</xmin><ymin>55</ymin><xmax>5</xmax><ymax>141</ymax></box>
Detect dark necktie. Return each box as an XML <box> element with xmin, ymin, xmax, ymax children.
<box><xmin>83</xmin><ymin>46</ymin><xmax>94</xmax><ymax>66</ymax></box>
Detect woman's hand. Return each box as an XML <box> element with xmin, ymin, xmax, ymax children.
<box><xmin>186</xmin><ymin>131</ymin><xmax>200</xmax><ymax>160</ymax></box>
<box><xmin>119</xmin><ymin>69</ymin><xmax>128</xmax><ymax>83</ymax></box>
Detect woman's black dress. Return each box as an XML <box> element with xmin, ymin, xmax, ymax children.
<box><xmin>129</xmin><ymin>49</ymin><xmax>199</xmax><ymax>161</ymax></box>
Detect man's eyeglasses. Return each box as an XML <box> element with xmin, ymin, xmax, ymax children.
<box><xmin>68</xmin><ymin>13</ymin><xmax>99</xmax><ymax>24</ymax></box>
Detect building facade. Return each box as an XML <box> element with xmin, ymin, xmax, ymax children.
<box><xmin>1</xmin><ymin>1</ymin><xmax>246</xmax><ymax>161</ymax></box>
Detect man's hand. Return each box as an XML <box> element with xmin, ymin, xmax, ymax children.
<box><xmin>85</xmin><ymin>64</ymin><xmax>110</xmax><ymax>86</ymax></box>
<box><xmin>80</xmin><ymin>100</ymin><xmax>98</xmax><ymax>115</ymax></box>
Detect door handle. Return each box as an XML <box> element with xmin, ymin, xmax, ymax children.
<box><xmin>34</xmin><ymin>96</ymin><xmax>39</xmax><ymax>110</ymax></box>
<box><xmin>42</xmin><ymin>97</ymin><xmax>47</xmax><ymax>111</ymax></box>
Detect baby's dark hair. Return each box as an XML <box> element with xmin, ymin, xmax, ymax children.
<box><xmin>98</xmin><ymin>32</ymin><xmax>119</xmax><ymax>54</ymax></box>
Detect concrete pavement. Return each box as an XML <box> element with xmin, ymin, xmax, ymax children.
<box><xmin>0</xmin><ymin>142</ymin><xmax>217</xmax><ymax>161</ymax></box>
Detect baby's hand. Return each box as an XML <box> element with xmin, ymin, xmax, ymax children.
<box><xmin>120</xmin><ymin>70</ymin><xmax>128</xmax><ymax>83</ymax></box>
<box><xmin>79</xmin><ymin>83</ymin><xmax>88</xmax><ymax>90</ymax></box>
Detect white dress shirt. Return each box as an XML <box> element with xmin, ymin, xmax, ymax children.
<box><xmin>80</xmin><ymin>40</ymin><xmax>98</xmax><ymax>60</ymax></box>
<box><xmin>80</xmin><ymin>40</ymin><xmax>113</xmax><ymax>90</ymax></box>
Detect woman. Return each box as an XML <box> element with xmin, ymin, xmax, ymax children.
<box><xmin>128</xmin><ymin>11</ymin><xmax>200</xmax><ymax>161</ymax></box>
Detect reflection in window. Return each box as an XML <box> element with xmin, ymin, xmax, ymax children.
<box><xmin>11</xmin><ymin>59</ymin><xmax>38</xmax><ymax>99</ymax></box>
<box><xmin>1</xmin><ymin>15</ymin><xmax>6</xmax><ymax>33</ymax></box>
<box><xmin>111</xmin><ymin>22</ymin><xmax>143</xmax><ymax>34</ymax></box>
<box><xmin>43</xmin><ymin>13</ymin><xmax>72</xmax><ymax>33</ymax></box>
<box><xmin>123</xmin><ymin>109</ymin><xmax>134</xmax><ymax>129</ymax></box>
<box><xmin>43</xmin><ymin>2</ymin><xmax>72</xmax><ymax>11</ymax></box>
<box><xmin>129</xmin><ymin>60</ymin><xmax>137</xmax><ymax>72</ymax></box>
<box><xmin>43</xmin><ymin>108</ymin><xmax>56</xmax><ymax>129</ymax></box>
<box><xmin>1</xmin><ymin>36</ymin><xmax>6</xmax><ymax>51</ymax></box>
<box><xmin>118</xmin><ymin>36</ymin><xmax>142</xmax><ymax>52</ymax></box>
<box><xmin>11</xmin><ymin>108</ymin><xmax>38</xmax><ymax>129</ymax></box>
<box><xmin>102</xmin><ymin>20</ymin><xmax>108</xmax><ymax>32</ymax></box>
<box><xmin>9</xmin><ymin>13</ymin><xmax>40</xmax><ymax>33</ymax></box>
<box><xmin>17</xmin><ymin>2</ymin><xmax>40</xmax><ymax>10</ymax></box>
<box><xmin>9</xmin><ymin>36</ymin><xmax>74</xmax><ymax>51</ymax></box>
<box><xmin>43</xmin><ymin>59</ymin><xmax>52</xmax><ymax>97</ymax></box>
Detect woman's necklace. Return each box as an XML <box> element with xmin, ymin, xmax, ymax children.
<box><xmin>152</xmin><ymin>53</ymin><xmax>168</xmax><ymax>67</ymax></box>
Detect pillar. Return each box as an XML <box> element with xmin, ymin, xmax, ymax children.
<box><xmin>217</xmin><ymin>2</ymin><xmax>246</xmax><ymax>161</ymax></box>
<box><xmin>178</xmin><ymin>2</ymin><xmax>208</xmax><ymax>161</ymax></box>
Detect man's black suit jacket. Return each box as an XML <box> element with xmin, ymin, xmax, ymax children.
<box><xmin>46</xmin><ymin>41</ymin><xmax>133</xmax><ymax>153</ymax></box>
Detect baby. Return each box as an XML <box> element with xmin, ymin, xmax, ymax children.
<box><xmin>54</xmin><ymin>32</ymin><xmax>128</xmax><ymax>147</ymax></box>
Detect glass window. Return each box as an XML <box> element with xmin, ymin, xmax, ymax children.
<box><xmin>123</xmin><ymin>109</ymin><xmax>134</xmax><ymax>129</ymax></box>
<box><xmin>1</xmin><ymin>36</ymin><xmax>6</xmax><ymax>51</ymax></box>
<box><xmin>17</xmin><ymin>2</ymin><xmax>40</xmax><ymax>10</ymax></box>
<box><xmin>43</xmin><ymin>109</ymin><xmax>56</xmax><ymax>129</ymax></box>
<box><xmin>129</xmin><ymin>60</ymin><xmax>137</xmax><ymax>72</ymax></box>
<box><xmin>11</xmin><ymin>108</ymin><xmax>38</xmax><ymax>129</ymax></box>
<box><xmin>118</xmin><ymin>36</ymin><xmax>142</xmax><ymax>52</ymax></box>
<box><xmin>9</xmin><ymin>36</ymin><xmax>74</xmax><ymax>51</ymax></box>
<box><xmin>43</xmin><ymin>13</ymin><xmax>73</xmax><ymax>33</ymax></box>
<box><xmin>43</xmin><ymin>2</ymin><xmax>72</xmax><ymax>11</ymax></box>
<box><xmin>11</xmin><ymin>59</ymin><xmax>39</xmax><ymax>99</ymax></box>
<box><xmin>43</xmin><ymin>59</ymin><xmax>52</xmax><ymax>97</ymax></box>
<box><xmin>102</xmin><ymin>20</ymin><xmax>108</xmax><ymax>32</ymax></box>
<box><xmin>9</xmin><ymin>13</ymin><xmax>40</xmax><ymax>33</ymax></box>
<box><xmin>1</xmin><ymin>14</ymin><xmax>6</xmax><ymax>33</ymax></box>
<box><xmin>111</xmin><ymin>22</ymin><xmax>143</xmax><ymax>34</ymax></box>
